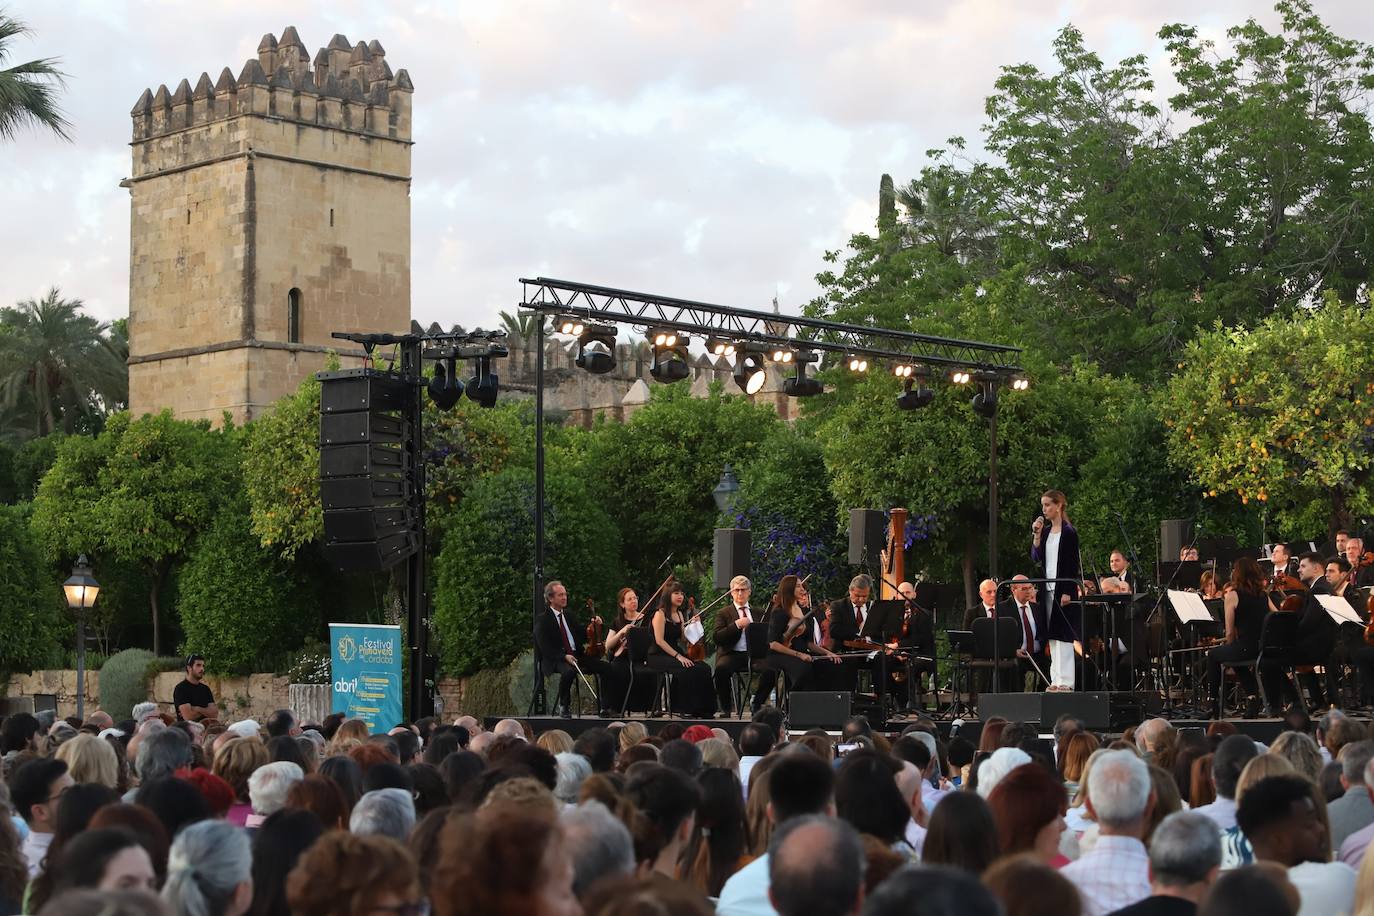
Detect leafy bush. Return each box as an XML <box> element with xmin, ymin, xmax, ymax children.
<box><xmin>284</xmin><ymin>640</ymin><xmax>331</xmax><ymax>685</ymax></box>
<box><xmin>177</xmin><ymin>505</ymin><xmax>316</xmax><ymax>674</ymax></box>
<box><xmin>0</xmin><ymin>504</ymin><xmax>64</xmax><ymax>677</ymax></box>
<box><xmin>459</xmin><ymin>664</ymin><xmax>515</xmax><ymax>720</ymax></box>
<box><xmin>99</xmin><ymin>648</ymin><xmax>156</xmax><ymax>720</ymax></box>
<box><xmin>434</xmin><ymin>465</ymin><xmax>622</xmax><ymax>676</ymax></box>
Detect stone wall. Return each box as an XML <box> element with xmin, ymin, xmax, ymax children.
<box><xmin>5</xmin><ymin>669</ymin><xmax>289</xmax><ymax>722</ymax></box>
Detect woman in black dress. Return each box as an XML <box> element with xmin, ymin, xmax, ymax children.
<box><xmin>767</xmin><ymin>575</ymin><xmax>843</xmax><ymax>694</ymax></box>
<box><xmin>1206</xmin><ymin>556</ymin><xmax>1277</xmax><ymax>719</ymax></box>
<box><xmin>603</xmin><ymin>587</ymin><xmax>654</xmax><ymax>714</ymax></box>
<box><xmin>646</xmin><ymin>581</ymin><xmax>716</xmax><ymax>718</ymax></box>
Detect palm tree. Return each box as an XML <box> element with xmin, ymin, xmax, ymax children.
<box><xmin>897</xmin><ymin>166</ymin><xmax>995</xmax><ymax>264</ymax></box>
<box><xmin>0</xmin><ymin>11</ymin><xmax>71</xmax><ymax>142</ymax></box>
<box><xmin>0</xmin><ymin>288</ymin><xmax>127</xmax><ymax>440</ymax></box>
<box><xmin>498</xmin><ymin>309</ymin><xmax>547</xmax><ymax>342</ymax></box>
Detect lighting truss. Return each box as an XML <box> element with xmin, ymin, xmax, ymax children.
<box><xmin>518</xmin><ymin>277</ymin><xmax>1023</xmax><ymax>377</ymax></box>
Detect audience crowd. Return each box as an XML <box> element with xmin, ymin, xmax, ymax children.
<box><xmin>3</xmin><ymin>699</ymin><xmax>1374</xmax><ymax>915</ymax></box>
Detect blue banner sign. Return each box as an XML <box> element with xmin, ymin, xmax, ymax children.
<box><xmin>329</xmin><ymin>623</ymin><xmax>403</xmax><ymax>734</ymax></box>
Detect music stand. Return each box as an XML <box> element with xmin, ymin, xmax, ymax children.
<box><xmin>946</xmin><ymin>630</ymin><xmax>976</xmax><ymax>716</ymax></box>
<box><xmin>1157</xmin><ymin>561</ymin><xmax>1203</xmax><ymax>590</ymax></box>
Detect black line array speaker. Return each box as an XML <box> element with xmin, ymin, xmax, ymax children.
<box><xmin>713</xmin><ymin>528</ymin><xmax>751</xmax><ymax>590</ymax></box>
<box><xmin>848</xmin><ymin>509</ymin><xmax>886</xmax><ymax>565</ymax></box>
<box><xmin>1160</xmin><ymin>518</ymin><xmax>1192</xmax><ymax>563</ymax></box>
<box><xmin>319</xmin><ymin>369</ymin><xmax>418</xmax><ymax>572</ymax></box>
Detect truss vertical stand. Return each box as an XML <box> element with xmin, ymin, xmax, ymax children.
<box><xmin>528</xmin><ymin>313</ymin><xmax>548</xmax><ymax>717</ymax></box>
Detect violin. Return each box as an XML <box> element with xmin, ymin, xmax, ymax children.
<box><xmin>1269</xmin><ymin>574</ymin><xmax>1306</xmax><ymax>613</ymax></box>
<box><xmin>685</xmin><ymin>596</ymin><xmax>707</xmax><ymax>662</ymax></box>
<box><xmin>1362</xmin><ymin>588</ymin><xmax>1374</xmax><ymax>647</ymax></box>
<box><xmin>583</xmin><ymin>597</ymin><xmax>605</xmax><ymax>659</ymax></box>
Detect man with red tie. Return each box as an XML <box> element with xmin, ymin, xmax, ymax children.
<box><xmin>1001</xmin><ymin>574</ymin><xmax>1049</xmax><ymax>691</ymax></box>
<box><xmin>534</xmin><ymin>580</ymin><xmax>613</xmax><ymax>717</ymax></box>
<box><xmin>826</xmin><ymin>574</ymin><xmax>890</xmax><ymax>693</ymax></box>
<box><xmin>712</xmin><ymin>575</ymin><xmax>777</xmax><ymax>716</ymax></box>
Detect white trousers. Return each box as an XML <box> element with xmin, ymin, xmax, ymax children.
<box><xmin>1049</xmin><ymin>639</ymin><xmax>1076</xmax><ymax>689</ymax></box>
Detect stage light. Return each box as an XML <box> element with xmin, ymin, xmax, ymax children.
<box><xmin>782</xmin><ymin>350</ymin><xmax>823</xmax><ymax>397</ymax></box>
<box><xmin>427</xmin><ymin>353</ymin><xmax>464</xmax><ymax>409</ymax></box>
<box><xmin>972</xmin><ymin>381</ymin><xmax>998</xmax><ymax>418</ymax></box>
<box><xmin>648</xmin><ymin>327</ymin><xmax>680</xmax><ymax>349</ymax></box>
<box><xmin>556</xmin><ymin>316</ymin><xmax>585</xmax><ymax>336</ymax></box>
<box><xmin>733</xmin><ymin>351</ymin><xmax>767</xmax><ymax>395</ymax></box>
<box><xmin>466</xmin><ymin>356</ymin><xmax>500</xmax><ymax>408</ymax></box>
<box><xmin>1011</xmin><ymin>376</ymin><xmax>1030</xmax><ymax>391</ymax></box>
<box><xmin>771</xmin><ymin>347</ymin><xmax>793</xmax><ymax>364</ymax></box>
<box><xmin>896</xmin><ymin>377</ymin><xmax>935</xmax><ymax>410</ymax></box>
<box><xmin>846</xmin><ymin>355</ymin><xmax>869</xmax><ymax>373</ymax></box>
<box><xmin>950</xmin><ymin>370</ymin><xmax>971</xmax><ymax>385</ymax></box>
<box><xmin>893</xmin><ymin>364</ymin><xmax>914</xmax><ymax>379</ymax></box>
<box><xmin>574</xmin><ymin>324</ymin><xmax>617</xmax><ymax>374</ymax></box>
<box><xmin>646</xmin><ymin>328</ymin><xmax>689</xmax><ymax>383</ymax></box>
<box><xmin>706</xmin><ymin>336</ymin><xmax>737</xmax><ymax>358</ymax></box>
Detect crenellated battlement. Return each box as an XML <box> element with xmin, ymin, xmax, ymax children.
<box><xmin>130</xmin><ymin>28</ymin><xmax>413</xmax><ymax>144</ymax></box>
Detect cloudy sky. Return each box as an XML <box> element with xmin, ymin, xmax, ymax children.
<box><xmin>3</xmin><ymin>1</ymin><xmax>1370</xmax><ymax>331</ymax></box>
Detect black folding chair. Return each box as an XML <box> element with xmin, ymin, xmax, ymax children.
<box><xmin>1228</xmin><ymin>612</ymin><xmax>1302</xmax><ymax>715</ymax></box>
<box><xmin>730</xmin><ymin>622</ymin><xmax>774</xmax><ymax>718</ymax></box>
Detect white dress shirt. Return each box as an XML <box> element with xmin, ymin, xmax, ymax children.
<box><xmin>22</xmin><ymin>830</ymin><xmax>51</xmax><ymax>877</ymax></box>
<box><xmin>732</xmin><ymin>606</ymin><xmax>752</xmax><ymax>653</ymax></box>
<box><xmin>1061</xmin><ymin>834</ymin><xmax>1151</xmax><ymax>916</ymax></box>
<box><xmin>1288</xmin><ymin>861</ymin><xmax>1357</xmax><ymax>916</ymax></box>
<box><xmin>716</xmin><ymin>852</ymin><xmax>774</xmax><ymax>916</ymax></box>
<box><xmin>1193</xmin><ymin>795</ymin><xmax>1238</xmax><ymax>832</ymax></box>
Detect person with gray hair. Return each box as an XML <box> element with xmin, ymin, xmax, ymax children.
<box><xmin>554</xmin><ymin>751</ymin><xmax>592</xmax><ymax>805</ymax></box>
<box><xmin>560</xmin><ymin>800</ymin><xmax>634</xmax><ymax>899</ymax></box>
<box><xmin>131</xmin><ymin>703</ymin><xmax>160</xmax><ymax>724</ymax></box>
<box><xmin>128</xmin><ymin>728</ymin><xmax>192</xmax><ymax>800</ymax></box>
<box><xmin>1326</xmin><ymin>740</ymin><xmax>1374</xmax><ymax>852</ymax></box>
<box><xmin>1135</xmin><ymin>718</ymin><xmax>1172</xmax><ymax>760</ymax></box>
<box><xmin>348</xmin><ymin>787</ymin><xmax>416</xmax><ymax>841</ymax></box>
<box><xmin>161</xmin><ymin>819</ymin><xmax>252</xmax><ymax>916</ymax></box>
<box><xmin>1062</xmin><ymin>749</ymin><xmax>1155</xmax><ymax>915</ymax></box>
<box><xmin>767</xmin><ymin>814</ymin><xmax>864</xmax><ymax>916</ymax></box>
<box><xmin>1112</xmin><ymin>812</ymin><xmax>1222</xmax><ymax>914</ymax></box>
<box><xmin>246</xmin><ymin>761</ymin><xmax>303</xmax><ymax>824</ymax></box>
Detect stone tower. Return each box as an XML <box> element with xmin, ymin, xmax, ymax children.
<box><xmin>124</xmin><ymin>28</ymin><xmax>413</xmax><ymax>423</ymax></box>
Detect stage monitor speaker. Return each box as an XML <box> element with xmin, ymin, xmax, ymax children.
<box><xmin>713</xmin><ymin>528</ymin><xmax>751</xmax><ymax>590</ymax></box>
<box><xmin>1042</xmin><ymin>691</ymin><xmax>1111</xmax><ymax>730</ymax></box>
<box><xmin>789</xmin><ymin>691</ymin><xmax>852</xmax><ymax>729</ymax></box>
<box><xmin>848</xmin><ymin>509</ymin><xmax>885</xmax><ymax>566</ymax></box>
<box><xmin>1160</xmin><ymin>518</ymin><xmax>1192</xmax><ymax>563</ymax></box>
<box><xmin>979</xmin><ymin>692</ymin><xmax>1043</xmax><ymax>725</ymax></box>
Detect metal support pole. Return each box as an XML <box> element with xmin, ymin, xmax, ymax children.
<box><xmin>529</xmin><ymin>315</ymin><xmax>548</xmax><ymax>716</ymax></box>
<box><xmin>75</xmin><ymin>613</ymin><xmax>86</xmax><ymax>721</ymax></box>
<box><xmin>988</xmin><ymin>399</ymin><xmax>999</xmax><ymax>580</ymax></box>
<box><xmin>403</xmin><ymin>338</ymin><xmax>429</xmax><ymax>723</ymax></box>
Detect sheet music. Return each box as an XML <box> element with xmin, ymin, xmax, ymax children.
<box><xmin>1167</xmin><ymin>589</ymin><xmax>1217</xmax><ymax>624</ymax></box>
<box><xmin>683</xmin><ymin>619</ymin><xmax>704</xmax><ymax>645</ymax></box>
<box><xmin>1315</xmin><ymin>594</ymin><xmax>1364</xmax><ymax>626</ymax></box>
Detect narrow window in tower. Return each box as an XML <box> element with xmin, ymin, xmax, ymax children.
<box><xmin>329</xmin><ymin>208</ymin><xmax>334</xmax><ymax>227</ymax></box>
<box><xmin>287</xmin><ymin>288</ymin><xmax>302</xmax><ymax>344</ymax></box>
<box><xmin>186</xmin><ymin>209</ymin><xmax>191</xmax><ymax>225</ymax></box>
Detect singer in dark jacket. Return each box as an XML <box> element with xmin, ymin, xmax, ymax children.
<box><xmin>1032</xmin><ymin>489</ymin><xmax>1082</xmax><ymax>691</ymax></box>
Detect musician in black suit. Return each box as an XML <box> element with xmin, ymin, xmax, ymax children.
<box><xmin>962</xmin><ymin>579</ymin><xmax>999</xmax><ymax>631</ymax></box>
<box><xmin>1003</xmin><ymin>575</ymin><xmax>1049</xmax><ymax>691</ymax></box>
<box><xmin>1261</xmin><ymin>551</ymin><xmax>1335</xmax><ymax>712</ymax></box>
<box><xmin>1265</xmin><ymin>543</ymin><xmax>1296</xmax><ymax>579</ymax></box>
<box><xmin>1109</xmin><ymin>550</ymin><xmax>1138</xmax><ymax>593</ymax></box>
<box><xmin>711</xmin><ymin>575</ymin><xmax>776</xmax><ymax>716</ymax></box>
<box><xmin>826</xmin><ymin>574</ymin><xmax>890</xmax><ymax>691</ymax></box>
<box><xmin>891</xmin><ymin>581</ymin><xmax>937</xmax><ymax>710</ymax></box>
<box><xmin>534</xmin><ymin>580</ymin><xmax>613</xmax><ymax>717</ymax></box>
<box><xmin>1346</xmin><ymin>538</ymin><xmax>1374</xmax><ymax>588</ymax></box>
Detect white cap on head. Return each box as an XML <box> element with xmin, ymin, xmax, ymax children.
<box><xmin>226</xmin><ymin>719</ymin><xmax>261</xmax><ymax>739</ymax></box>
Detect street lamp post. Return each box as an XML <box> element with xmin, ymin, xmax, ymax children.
<box><xmin>62</xmin><ymin>555</ymin><xmax>100</xmax><ymax>720</ymax></box>
<box><xmin>713</xmin><ymin>464</ymin><xmax>741</xmax><ymax>514</ymax></box>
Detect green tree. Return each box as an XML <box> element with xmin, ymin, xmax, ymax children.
<box><xmin>0</xmin><ymin>289</ymin><xmax>127</xmax><ymax>441</ymax></box>
<box><xmin>242</xmin><ymin>372</ymin><xmax>323</xmax><ymax>560</ymax></box>
<box><xmin>0</xmin><ymin>503</ymin><xmax>63</xmax><ymax>675</ymax></box>
<box><xmin>0</xmin><ymin>11</ymin><xmax>70</xmax><ymax>142</ymax></box>
<box><xmin>425</xmin><ymin>398</ymin><xmax>535</xmax><ymax>537</ymax></box>
<box><xmin>572</xmin><ymin>385</ymin><xmax>785</xmax><ymax>586</ymax></box>
<box><xmin>433</xmin><ymin>464</ymin><xmax>622</xmax><ymax>676</ymax></box>
<box><xmin>177</xmin><ymin>503</ymin><xmax>315</xmax><ymax>673</ymax></box>
<box><xmin>1161</xmin><ymin>295</ymin><xmax>1374</xmax><ymax>537</ymax></box>
<box><xmin>31</xmin><ymin>411</ymin><xmax>240</xmax><ymax>654</ymax></box>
